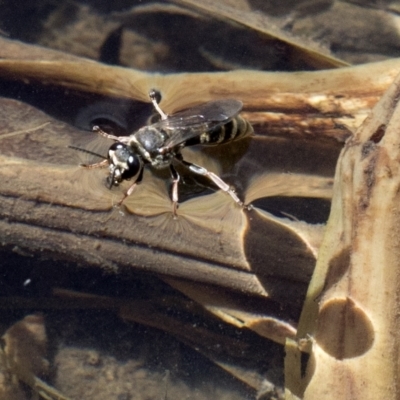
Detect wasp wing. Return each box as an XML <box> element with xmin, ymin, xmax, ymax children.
<box><xmin>155</xmin><ymin>99</ymin><xmax>243</xmax><ymax>149</ymax></box>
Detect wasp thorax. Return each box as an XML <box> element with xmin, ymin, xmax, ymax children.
<box><xmin>134</xmin><ymin>127</ymin><xmax>167</xmax><ymax>153</ymax></box>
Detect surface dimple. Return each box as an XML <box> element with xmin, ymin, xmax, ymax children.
<box><xmin>316</xmin><ymin>297</ymin><xmax>374</xmax><ymax>359</ymax></box>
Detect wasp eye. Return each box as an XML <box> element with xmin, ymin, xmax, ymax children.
<box><xmin>123</xmin><ymin>154</ymin><xmax>141</xmax><ymax>180</ymax></box>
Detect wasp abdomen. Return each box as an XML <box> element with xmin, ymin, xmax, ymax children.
<box><xmin>185</xmin><ymin>116</ymin><xmax>253</xmax><ymax>147</ymax></box>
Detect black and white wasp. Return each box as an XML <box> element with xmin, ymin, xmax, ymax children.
<box><xmin>73</xmin><ymin>90</ymin><xmax>253</xmax><ymax>215</ymax></box>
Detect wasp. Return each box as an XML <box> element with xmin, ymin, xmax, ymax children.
<box><xmin>73</xmin><ymin>90</ymin><xmax>253</xmax><ymax>215</ymax></box>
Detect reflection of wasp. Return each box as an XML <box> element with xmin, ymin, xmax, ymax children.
<box><xmin>76</xmin><ymin>90</ymin><xmax>253</xmax><ymax>215</ymax></box>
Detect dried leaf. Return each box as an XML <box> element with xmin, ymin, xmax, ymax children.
<box><xmin>0</xmin><ymin>97</ymin><xmax>317</xmax><ymax>312</ymax></box>
<box><xmin>0</xmin><ymin>315</ymin><xmax>70</xmax><ymax>400</ymax></box>
<box><xmin>286</xmin><ymin>64</ymin><xmax>400</xmax><ymax>400</ymax></box>
<box><xmin>1</xmin><ymin>40</ymin><xmax>400</xmax><ymax>141</ymax></box>
<box><xmin>170</xmin><ymin>0</ymin><xmax>349</xmax><ymax>69</ymax></box>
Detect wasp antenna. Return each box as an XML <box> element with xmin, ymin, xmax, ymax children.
<box><xmin>149</xmin><ymin>89</ymin><xmax>168</xmax><ymax>120</ymax></box>
<box><xmin>68</xmin><ymin>145</ymin><xmax>107</xmax><ymax>160</ymax></box>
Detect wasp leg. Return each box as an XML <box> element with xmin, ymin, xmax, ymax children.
<box><xmin>149</xmin><ymin>89</ymin><xmax>168</xmax><ymax>120</ymax></box>
<box><xmin>180</xmin><ymin>160</ymin><xmax>245</xmax><ymax>208</ymax></box>
<box><xmin>81</xmin><ymin>159</ymin><xmax>109</xmax><ymax>169</ymax></box>
<box><xmin>117</xmin><ymin>167</ymin><xmax>144</xmax><ymax>206</ymax></box>
<box><xmin>169</xmin><ymin>165</ymin><xmax>180</xmax><ymax>217</ymax></box>
<box><xmin>92</xmin><ymin>125</ymin><xmax>121</xmax><ymax>141</ymax></box>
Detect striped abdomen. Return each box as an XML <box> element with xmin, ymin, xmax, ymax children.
<box><xmin>185</xmin><ymin>116</ymin><xmax>253</xmax><ymax>147</ymax></box>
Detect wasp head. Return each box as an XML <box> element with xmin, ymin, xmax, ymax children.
<box><xmin>107</xmin><ymin>142</ymin><xmax>143</xmax><ymax>188</ymax></box>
